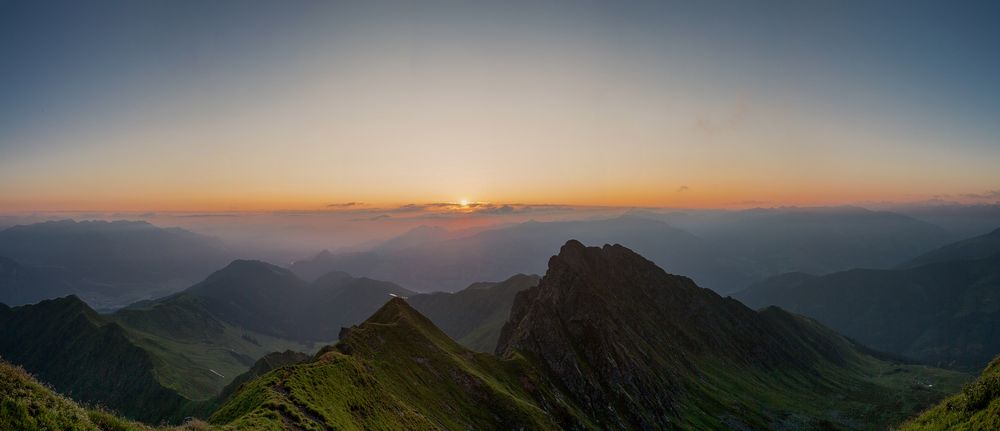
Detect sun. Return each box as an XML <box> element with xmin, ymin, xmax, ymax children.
<box><xmin>459</xmin><ymin>199</ymin><xmax>470</xmax><ymax>207</ymax></box>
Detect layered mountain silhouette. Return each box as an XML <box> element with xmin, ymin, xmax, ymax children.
<box><xmin>292</xmin><ymin>209</ymin><xmax>954</xmax><ymax>295</ymax></box>
<box><xmin>0</xmin><ymin>256</ymin><xmax>74</xmax><ymax>307</ymax></box>
<box><xmin>213</xmin><ymin>241</ymin><xmax>964</xmax><ymax>430</ymax></box>
<box><xmin>0</xmin><ymin>220</ymin><xmax>229</xmax><ymax>309</ymax></box>
<box><xmin>646</xmin><ymin>206</ymin><xmax>956</xmax><ymax>275</ymax></box>
<box><xmin>736</xmin><ymin>228</ymin><xmax>1000</xmax><ymax>370</ymax></box>
<box><xmin>901</xmin><ymin>226</ymin><xmax>1000</xmax><ymax>267</ymax></box>
<box><xmin>292</xmin><ymin>216</ymin><xmax>752</xmax><ymax>293</ymax></box>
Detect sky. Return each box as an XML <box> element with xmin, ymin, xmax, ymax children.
<box><xmin>1</xmin><ymin>0</ymin><xmax>999</xmax><ymax>212</ymax></box>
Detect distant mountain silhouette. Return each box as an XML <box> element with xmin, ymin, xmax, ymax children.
<box><xmin>0</xmin><ymin>256</ymin><xmax>75</xmax><ymax>306</ymax></box>
<box><xmin>293</xmin><ymin>209</ymin><xmax>954</xmax><ymax>295</ymax></box>
<box><xmin>901</xmin><ymin>226</ymin><xmax>1000</xmax><ymax>268</ymax></box>
<box><xmin>649</xmin><ymin>206</ymin><xmax>956</xmax><ymax>276</ymax></box>
<box><xmin>0</xmin><ymin>220</ymin><xmax>229</xmax><ymax>309</ymax></box>
<box><xmin>292</xmin><ymin>215</ymin><xmax>754</xmax><ymax>293</ymax></box>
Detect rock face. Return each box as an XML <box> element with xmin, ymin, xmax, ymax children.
<box><xmin>497</xmin><ymin>240</ymin><xmax>830</xmax><ymax>429</ymax></box>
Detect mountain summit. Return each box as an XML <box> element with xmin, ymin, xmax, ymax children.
<box><xmin>497</xmin><ymin>240</ymin><xmax>961</xmax><ymax>429</ymax></box>
<box><xmin>209</xmin><ymin>240</ymin><xmax>965</xmax><ymax>430</ymax></box>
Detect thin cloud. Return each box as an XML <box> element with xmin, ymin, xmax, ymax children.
<box><xmin>327</xmin><ymin>202</ymin><xmax>364</xmax><ymax>208</ymax></box>
<box><xmin>351</xmin><ymin>214</ymin><xmax>391</xmax><ymax>222</ymax></box>
<box><xmin>961</xmin><ymin>190</ymin><xmax>1000</xmax><ymax>200</ymax></box>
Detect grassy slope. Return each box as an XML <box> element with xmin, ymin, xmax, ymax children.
<box><xmin>664</xmin><ymin>310</ymin><xmax>967</xmax><ymax>429</ymax></box>
<box><xmin>215</xmin><ymin>298</ymin><xmax>967</xmax><ymax>430</ymax></box>
<box><xmin>0</xmin><ymin>359</ymin><xmax>162</xmax><ymax>431</ymax></box>
<box><xmin>900</xmin><ymin>355</ymin><xmax>1000</xmax><ymax>430</ymax></box>
<box><xmin>211</xmin><ymin>298</ymin><xmax>591</xmax><ymax>430</ymax></box>
<box><xmin>113</xmin><ymin>293</ymin><xmax>325</xmax><ymax>401</ymax></box>
<box><xmin>0</xmin><ymin>296</ymin><xmax>210</xmax><ymax>423</ymax></box>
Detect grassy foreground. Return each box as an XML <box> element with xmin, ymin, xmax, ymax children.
<box><xmin>899</xmin><ymin>355</ymin><xmax>1000</xmax><ymax>430</ymax></box>
<box><xmin>0</xmin><ymin>360</ymin><xmax>211</xmax><ymax>431</ymax></box>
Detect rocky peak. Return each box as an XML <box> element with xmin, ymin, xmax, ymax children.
<box><xmin>496</xmin><ymin>240</ymin><xmax>812</xmax><ymax>430</ymax></box>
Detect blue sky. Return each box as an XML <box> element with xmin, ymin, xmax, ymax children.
<box><xmin>1</xmin><ymin>0</ymin><xmax>998</xmax><ymax>210</ymax></box>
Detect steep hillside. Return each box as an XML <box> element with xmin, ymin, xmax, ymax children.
<box><xmin>0</xmin><ymin>296</ymin><xmax>201</xmax><ymax>422</ymax></box>
<box><xmin>409</xmin><ymin>273</ymin><xmax>539</xmax><ymax>351</ymax></box>
<box><xmin>901</xmin><ymin>354</ymin><xmax>1000</xmax><ymax>430</ymax></box>
<box><xmin>216</xmin><ymin>350</ymin><xmax>310</xmax><ymax>403</ymax></box>
<box><xmin>902</xmin><ymin>226</ymin><xmax>1000</xmax><ymax>268</ymax></box>
<box><xmin>210</xmin><ymin>298</ymin><xmax>590</xmax><ymax>430</ymax></box>
<box><xmin>736</xmin><ymin>253</ymin><xmax>1000</xmax><ymax>370</ymax></box>
<box><xmin>0</xmin><ymin>359</ymin><xmax>159</xmax><ymax>431</ymax></box>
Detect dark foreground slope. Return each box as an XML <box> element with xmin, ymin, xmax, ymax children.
<box><xmin>0</xmin><ymin>296</ymin><xmax>206</xmax><ymax>422</ymax></box>
<box><xmin>408</xmin><ymin>273</ymin><xmax>540</xmax><ymax>351</ymax></box>
<box><xmin>216</xmin><ymin>241</ymin><xmax>966</xmax><ymax>430</ymax></box>
<box><xmin>736</xmin><ymin>252</ymin><xmax>1000</xmax><ymax>370</ymax></box>
<box><xmin>901</xmin><ymin>354</ymin><xmax>1000</xmax><ymax>430</ymax></box>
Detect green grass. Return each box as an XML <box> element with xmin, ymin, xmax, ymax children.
<box><xmin>113</xmin><ymin>295</ymin><xmax>327</xmax><ymax>401</ymax></box>
<box><xmin>210</xmin><ymin>299</ymin><xmax>589</xmax><ymax>430</ymax></box>
<box><xmin>898</xmin><ymin>355</ymin><xmax>1000</xmax><ymax>430</ymax></box>
<box><xmin>209</xmin><ymin>298</ymin><xmax>974</xmax><ymax>431</ymax></box>
<box><xmin>677</xmin><ymin>354</ymin><xmax>967</xmax><ymax>430</ymax></box>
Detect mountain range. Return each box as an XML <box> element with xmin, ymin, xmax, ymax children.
<box><xmin>0</xmin><ymin>220</ymin><xmax>230</xmax><ymax>309</ymax></box>
<box><xmin>3</xmin><ymin>232</ymin><xmax>995</xmax><ymax>428</ymax></box>
<box><xmin>292</xmin><ymin>208</ymin><xmax>956</xmax><ymax>294</ymax></box>
<box><xmin>211</xmin><ymin>241</ymin><xmax>965</xmax><ymax>430</ymax></box>
<box><xmin>736</xmin><ymin>226</ymin><xmax>1000</xmax><ymax>370</ymax></box>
